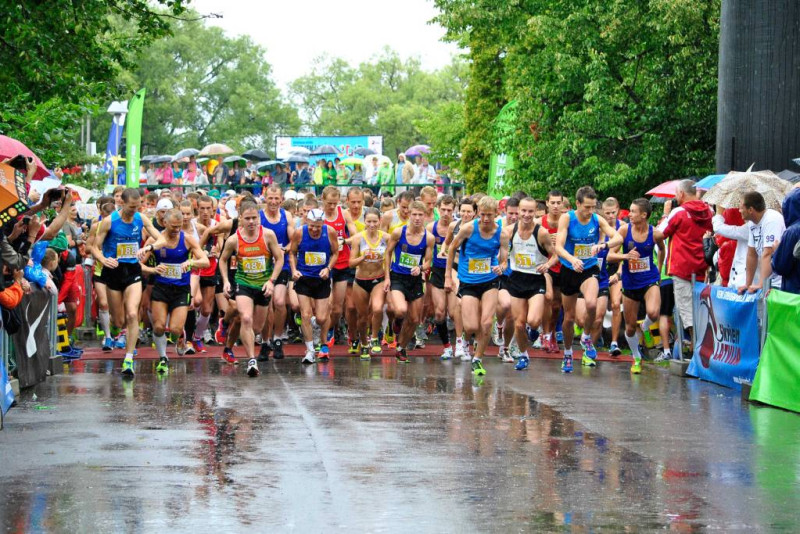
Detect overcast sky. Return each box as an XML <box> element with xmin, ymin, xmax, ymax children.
<box><xmin>191</xmin><ymin>0</ymin><xmax>462</xmax><ymax>90</ymax></box>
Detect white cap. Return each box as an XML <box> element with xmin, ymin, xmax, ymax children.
<box><xmin>225</xmin><ymin>199</ymin><xmax>238</xmax><ymax>219</ymax></box>
<box><xmin>156</xmin><ymin>199</ymin><xmax>173</xmax><ymax>211</ymax></box>
<box><xmin>284</xmin><ymin>189</ymin><xmax>298</xmax><ymax>200</ymax></box>
<box><xmin>225</xmin><ymin>189</ymin><xmax>237</xmax><ymax>197</ymax></box>
<box><xmin>307</xmin><ymin>208</ymin><xmax>325</xmax><ymax>222</ymax></box>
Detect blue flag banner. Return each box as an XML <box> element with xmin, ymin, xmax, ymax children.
<box><xmin>688</xmin><ymin>282</ymin><xmax>761</xmax><ymax>390</ymax></box>
<box><xmin>103</xmin><ymin>114</ymin><xmax>125</xmax><ymax>178</ymax></box>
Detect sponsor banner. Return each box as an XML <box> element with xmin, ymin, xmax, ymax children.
<box><xmin>750</xmin><ymin>289</ymin><xmax>800</xmax><ymax>413</ymax></box>
<box><xmin>10</xmin><ymin>289</ymin><xmax>53</xmax><ymax>389</ymax></box>
<box><xmin>125</xmin><ymin>88</ymin><xmax>146</xmax><ymax>186</ymax></box>
<box><xmin>688</xmin><ymin>282</ymin><xmax>761</xmax><ymax>390</ymax></box>
<box><xmin>1</xmin><ymin>335</ymin><xmax>14</xmax><ymax>416</ymax></box>
<box><xmin>275</xmin><ymin>135</ymin><xmax>383</xmax><ymax>161</ymax></box>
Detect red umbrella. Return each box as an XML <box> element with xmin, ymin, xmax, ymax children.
<box><xmin>0</xmin><ymin>135</ymin><xmax>49</xmax><ymax>180</ymax></box>
<box><xmin>645</xmin><ymin>179</ymin><xmax>682</xmax><ymax>198</ymax></box>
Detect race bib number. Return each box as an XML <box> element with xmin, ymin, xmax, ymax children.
<box><xmin>162</xmin><ymin>263</ymin><xmax>183</xmax><ymax>280</ymax></box>
<box><xmin>629</xmin><ymin>256</ymin><xmax>651</xmax><ymax>273</ymax></box>
<box><xmin>514</xmin><ymin>252</ymin><xmax>534</xmax><ymax>269</ymax></box>
<box><xmin>437</xmin><ymin>246</ymin><xmax>448</xmax><ymax>259</ymax></box>
<box><xmin>468</xmin><ymin>257</ymin><xmax>491</xmax><ymax>274</ymax></box>
<box><xmin>304</xmin><ymin>251</ymin><xmax>326</xmax><ymax>266</ymax></box>
<box><xmin>574</xmin><ymin>244</ymin><xmax>593</xmax><ymax>260</ymax></box>
<box><xmin>365</xmin><ymin>246</ymin><xmax>385</xmax><ymax>263</ymax></box>
<box><xmin>399</xmin><ymin>252</ymin><xmax>422</xmax><ymax>268</ymax></box>
<box><xmin>242</xmin><ymin>256</ymin><xmax>267</xmax><ymax>274</ymax></box>
<box><xmin>116</xmin><ymin>242</ymin><xmax>139</xmax><ymax>260</ymax></box>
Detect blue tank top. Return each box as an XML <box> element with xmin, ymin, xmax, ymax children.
<box><xmin>458</xmin><ymin>219</ymin><xmax>501</xmax><ymax>284</ymax></box>
<box><xmin>154</xmin><ymin>232</ymin><xmax>191</xmax><ymax>286</ymax></box>
<box><xmin>391</xmin><ymin>226</ymin><xmax>428</xmax><ymax>276</ymax></box>
<box><xmin>621</xmin><ymin>225</ymin><xmax>660</xmax><ymax>290</ymax></box>
<box><xmin>597</xmin><ymin>239</ymin><xmax>610</xmax><ymax>290</ymax></box>
<box><xmin>559</xmin><ymin>211</ymin><xmax>600</xmax><ymax>271</ymax></box>
<box><xmin>261</xmin><ymin>208</ymin><xmax>290</xmax><ymax>271</ymax></box>
<box><xmin>102</xmin><ymin>211</ymin><xmax>144</xmax><ymax>264</ymax></box>
<box><xmin>297</xmin><ymin>225</ymin><xmax>331</xmax><ymax>278</ymax></box>
<box><xmin>431</xmin><ymin>220</ymin><xmax>448</xmax><ymax>269</ymax></box>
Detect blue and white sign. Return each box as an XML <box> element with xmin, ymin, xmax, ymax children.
<box><xmin>688</xmin><ymin>283</ymin><xmax>761</xmax><ymax>390</ymax></box>
<box><xmin>276</xmin><ymin>135</ymin><xmax>383</xmax><ymax>162</ymax></box>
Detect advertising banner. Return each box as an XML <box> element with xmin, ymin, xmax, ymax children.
<box><xmin>10</xmin><ymin>289</ymin><xmax>53</xmax><ymax>389</ymax></box>
<box><xmin>125</xmin><ymin>88</ymin><xmax>146</xmax><ymax>186</ymax></box>
<box><xmin>688</xmin><ymin>283</ymin><xmax>761</xmax><ymax>390</ymax></box>
<box><xmin>488</xmin><ymin>100</ymin><xmax>518</xmax><ymax>199</ymax></box>
<box><xmin>749</xmin><ymin>289</ymin><xmax>800</xmax><ymax>413</ymax></box>
<box><xmin>275</xmin><ymin>135</ymin><xmax>383</xmax><ymax>161</ymax></box>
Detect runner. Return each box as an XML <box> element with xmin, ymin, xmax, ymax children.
<box><xmin>426</xmin><ymin>195</ymin><xmax>456</xmax><ymax>359</ymax></box>
<box><xmin>289</xmin><ymin>208</ymin><xmax>340</xmax><ymax>364</ymax></box>
<box><xmin>540</xmin><ymin>191</ymin><xmax>565</xmax><ymax>353</ymax></box>
<box><xmin>494</xmin><ymin>196</ymin><xmax>520</xmax><ymax>361</ymax></box>
<box><xmin>344</xmin><ymin>187</ymin><xmax>366</xmax><ymax>353</ymax></box>
<box><xmin>381</xmin><ymin>191</ymin><xmax>413</xmax><ymax>233</ymax></box>
<box><xmin>444</xmin><ymin>197</ymin><xmax>477</xmax><ymax>360</ymax></box>
<box><xmin>258</xmin><ymin>184</ymin><xmax>295</xmax><ymax>361</ymax></box>
<box><xmin>349</xmin><ymin>207</ymin><xmax>389</xmax><ymax>359</ymax></box>
<box><xmin>609</xmin><ymin>198</ymin><xmax>665</xmax><ymax>374</ymax></box>
<box><xmin>321</xmin><ymin>186</ymin><xmax>358</xmax><ymax>351</ymax></box>
<box><xmin>385</xmin><ymin>201</ymin><xmax>434</xmax><ymax>362</ymax></box>
<box><xmin>219</xmin><ymin>200</ymin><xmax>285</xmax><ymax>377</ymax></box>
<box><xmin>180</xmin><ymin>200</ymin><xmax>206</xmax><ymax>354</ymax></box>
<box><xmin>601</xmin><ymin>197</ymin><xmax>624</xmax><ymax>356</ymax></box>
<box><xmin>499</xmin><ymin>197</ymin><xmax>556</xmax><ymax>370</ymax></box>
<box><xmin>141</xmin><ymin>209</ymin><xmax>209</xmax><ymax>374</ymax></box>
<box><xmin>91</xmin><ymin>188</ymin><xmax>162</xmax><ymax>377</ymax></box>
<box><xmin>446</xmin><ymin>196</ymin><xmax>507</xmax><ymax>376</ymax></box>
<box><xmin>192</xmin><ymin>195</ymin><xmax>220</xmax><ymax>352</ymax></box>
<box><xmin>85</xmin><ymin>196</ymin><xmax>116</xmax><ymax>351</ymax></box>
<box><xmin>555</xmin><ymin>186</ymin><xmax>622</xmax><ymax>372</ymax></box>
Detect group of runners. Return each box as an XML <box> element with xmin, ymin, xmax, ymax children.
<box><xmin>85</xmin><ymin>182</ymin><xmax>674</xmax><ymax>379</ymax></box>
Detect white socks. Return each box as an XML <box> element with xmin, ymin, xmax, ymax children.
<box><xmin>642</xmin><ymin>315</ymin><xmax>654</xmax><ymax>333</ymax></box>
<box><xmin>625</xmin><ymin>332</ymin><xmax>641</xmax><ymax>360</ymax></box>
<box><xmin>99</xmin><ymin>310</ymin><xmax>111</xmax><ymax>338</ymax></box>
<box><xmin>154</xmin><ymin>334</ymin><xmax>168</xmax><ymax>359</ymax></box>
<box><xmin>195</xmin><ymin>314</ymin><xmax>211</xmax><ymax>339</ymax></box>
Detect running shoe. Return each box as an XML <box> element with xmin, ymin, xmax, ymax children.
<box><xmin>532</xmin><ymin>337</ymin><xmax>543</xmax><ymax>350</ymax></box>
<box><xmin>255</xmin><ymin>334</ymin><xmax>263</xmax><ymax>345</ymax></box>
<box><xmin>258</xmin><ymin>341</ymin><xmax>272</xmax><ymax>362</ymax></box>
<box><xmin>455</xmin><ymin>344</ymin><xmax>467</xmax><ymax>361</ymax></box>
<box><xmin>561</xmin><ymin>353</ymin><xmax>573</xmax><ymax>373</ymax></box>
<box><xmin>138</xmin><ymin>329</ymin><xmax>149</xmax><ymax>345</ymax></box>
<box><xmin>325</xmin><ymin>329</ymin><xmax>336</xmax><ymax>349</ymax></box>
<box><xmin>415</xmin><ymin>323</ymin><xmax>428</xmax><ymax>341</ymax></box>
<box><xmin>102</xmin><ymin>337</ymin><xmax>114</xmax><ymax>352</ymax></box>
<box><xmin>609</xmin><ymin>341</ymin><xmax>622</xmax><ymax>357</ymax></box>
<box><xmin>581</xmin><ymin>355</ymin><xmax>597</xmax><ymax>367</ymax></box>
<box><xmin>414</xmin><ymin>335</ymin><xmax>426</xmax><ymax>349</ymax></box>
<box><xmin>543</xmin><ymin>335</ymin><xmax>556</xmax><ymax>353</ymax></box>
<box><xmin>370</xmin><ymin>339</ymin><xmax>382</xmax><ymax>355</ymax></box>
<box><xmin>215</xmin><ymin>319</ymin><xmax>227</xmax><ymax>344</ymax></box>
<box><xmin>499</xmin><ymin>347</ymin><xmax>514</xmax><ymax>363</ymax></box>
<box><xmin>184</xmin><ymin>341</ymin><xmax>196</xmax><ymax>355</ymax></box>
<box><xmin>156</xmin><ymin>357</ymin><xmax>169</xmax><ymax>374</ymax></box>
<box><xmin>302</xmin><ymin>350</ymin><xmax>316</xmax><ymax>365</ymax></box>
<box><xmin>440</xmin><ymin>346</ymin><xmax>454</xmax><ymax>360</ymax></box>
<box><xmin>360</xmin><ymin>345</ymin><xmax>371</xmax><ymax>361</ymax></box>
<box><xmin>491</xmin><ymin>321</ymin><xmax>502</xmax><ymax>346</ymax></box>
<box><xmin>555</xmin><ymin>330</ymin><xmax>564</xmax><ymax>344</ymax></box>
<box><xmin>526</xmin><ymin>325</ymin><xmax>540</xmax><ymax>344</ymax></box>
<box><xmin>221</xmin><ymin>347</ymin><xmax>237</xmax><ymax>364</ymax></box>
<box><xmin>631</xmin><ymin>359</ymin><xmax>642</xmax><ymax>374</ymax></box>
<box><xmin>383</xmin><ymin>332</ymin><xmax>395</xmax><ymax>347</ymax></box>
<box><xmin>348</xmin><ymin>339</ymin><xmax>360</xmax><ymax>355</ymax></box>
<box><xmin>114</xmin><ymin>334</ymin><xmax>127</xmax><ymax>350</ymax></box>
<box><xmin>121</xmin><ymin>356</ymin><xmax>135</xmax><ymax>377</ymax></box>
<box><xmin>582</xmin><ymin>337</ymin><xmax>598</xmax><ymax>360</ymax></box>
<box><xmin>654</xmin><ymin>350</ymin><xmax>672</xmax><ymax>363</ymax></box>
<box><xmin>176</xmin><ymin>332</ymin><xmax>186</xmax><ymax>356</ymax></box>
<box><xmin>203</xmin><ymin>329</ymin><xmax>214</xmax><ymax>344</ymax></box>
<box><xmin>193</xmin><ymin>337</ymin><xmax>207</xmax><ymax>353</ymax></box>
<box><xmin>515</xmin><ymin>355</ymin><xmax>530</xmax><ymax>371</ymax></box>
<box><xmin>246</xmin><ymin>358</ymin><xmax>260</xmax><ymax>377</ymax></box>
<box><xmin>396</xmin><ymin>349</ymin><xmax>409</xmax><ymax>363</ymax></box>
<box><xmin>318</xmin><ymin>345</ymin><xmax>330</xmax><ymax>362</ymax></box>
<box><xmin>471</xmin><ymin>358</ymin><xmax>486</xmax><ymax>376</ymax></box>
<box><xmin>273</xmin><ymin>339</ymin><xmax>285</xmax><ymax>360</ymax></box>
<box><xmin>508</xmin><ymin>340</ymin><xmax>521</xmax><ymax>360</ymax></box>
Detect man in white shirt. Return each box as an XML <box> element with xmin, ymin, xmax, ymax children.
<box><xmin>738</xmin><ymin>191</ymin><xmax>786</xmax><ymax>293</ymax></box>
<box><xmin>413</xmin><ymin>156</ymin><xmax>437</xmax><ymax>185</ymax></box>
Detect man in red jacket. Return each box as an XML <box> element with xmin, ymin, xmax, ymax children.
<box><xmin>657</xmin><ymin>179</ymin><xmax>713</xmax><ymax>341</ymax></box>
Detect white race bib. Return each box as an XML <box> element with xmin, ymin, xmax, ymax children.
<box><xmin>242</xmin><ymin>256</ymin><xmax>267</xmax><ymax>274</ymax></box>
<box><xmin>304</xmin><ymin>251</ymin><xmax>326</xmax><ymax>266</ymax></box>
<box><xmin>162</xmin><ymin>263</ymin><xmax>183</xmax><ymax>280</ymax></box>
<box><xmin>399</xmin><ymin>252</ymin><xmax>422</xmax><ymax>268</ymax></box>
<box><xmin>116</xmin><ymin>242</ymin><xmax>139</xmax><ymax>260</ymax></box>
<box><xmin>468</xmin><ymin>257</ymin><xmax>491</xmax><ymax>274</ymax></box>
<box><xmin>628</xmin><ymin>256</ymin><xmax>651</xmax><ymax>274</ymax></box>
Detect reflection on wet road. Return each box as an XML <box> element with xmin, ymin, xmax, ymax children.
<box><xmin>2</xmin><ymin>356</ymin><xmax>799</xmax><ymax>532</ymax></box>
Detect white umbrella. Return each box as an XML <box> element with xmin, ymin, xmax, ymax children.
<box><xmin>28</xmin><ymin>177</ymin><xmax>61</xmax><ymax>196</ymax></box>
<box><xmin>199</xmin><ymin>143</ymin><xmax>234</xmax><ymax>157</ymax></box>
<box><xmin>288</xmin><ymin>146</ymin><xmax>311</xmax><ymax>156</ymax></box>
<box><xmin>702</xmin><ymin>169</ymin><xmax>792</xmax><ymax>210</ymax></box>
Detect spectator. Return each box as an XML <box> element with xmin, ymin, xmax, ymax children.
<box><xmin>295</xmin><ymin>163</ymin><xmax>312</xmax><ymax>186</ymax></box>
<box><xmin>414</xmin><ymin>156</ymin><xmax>437</xmax><ymax>185</ymax></box>
<box><xmin>350</xmin><ymin>163</ymin><xmax>365</xmax><ymax>185</ymax></box>
<box><xmin>184</xmin><ymin>156</ymin><xmax>198</xmax><ymax>184</ymax></box>
<box><xmin>773</xmin><ymin>188</ymin><xmax>800</xmax><ymax>294</ymax></box>
<box><xmin>273</xmin><ymin>164</ymin><xmax>289</xmax><ymax>187</ymax></box>
<box><xmin>396</xmin><ymin>154</ymin><xmax>407</xmax><ymax>186</ymax></box>
<box><xmin>364</xmin><ymin>156</ymin><xmax>379</xmax><ymax>185</ymax></box>
<box><xmin>225</xmin><ymin>167</ymin><xmax>239</xmax><ymax>189</ymax></box>
<box><xmin>322</xmin><ymin>160</ymin><xmax>337</xmax><ymax>186</ymax></box>
<box><xmin>377</xmin><ymin>160</ymin><xmax>393</xmax><ymax>195</ymax></box>
<box><xmin>712</xmin><ymin>206</ymin><xmax>748</xmax><ymax>288</ymax></box>
<box><xmin>657</xmin><ymin>179</ymin><xmax>713</xmax><ymax>340</ymax></box>
<box><xmin>739</xmin><ymin>190</ymin><xmax>785</xmax><ymax>293</ymax></box>
<box><xmin>402</xmin><ymin>155</ymin><xmax>416</xmax><ymax>188</ymax></box>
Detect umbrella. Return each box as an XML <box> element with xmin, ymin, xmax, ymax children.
<box><xmin>778</xmin><ymin>169</ymin><xmax>800</xmax><ymax>184</ymax></box>
<box><xmin>150</xmin><ymin>155</ymin><xmax>173</xmax><ymax>164</ymax></box>
<box><xmin>0</xmin><ymin>135</ymin><xmax>49</xmax><ymax>180</ymax></box>
<box><xmin>285</xmin><ymin>155</ymin><xmax>309</xmax><ymax>163</ymax></box>
<box><xmin>256</xmin><ymin>160</ymin><xmax>282</xmax><ymax>171</ymax></box>
<box><xmin>141</xmin><ymin>155</ymin><xmax>158</xmax><ymax>164</ymax></box>
<box><xmin>695</xmin><ymin>174</ymin><xmax>727</xmax><ymax>191</ymax></box>
<box><xmin>354</xmin><ymin>147</ymin><xmax>377</xmax><ymax>156</ymax></box>
<box><xmin>645</xmin><ymin>179</ymin><xmax>682</xmax><ymax>198</ymax></box>
<box><xmin>0</xmin><ymin>163</ymin><xmax>30</xmax><ymax>221</ymax></box>
<box><xmin>339</xmin><ymin>157</ymin><xmax>365</xmax><ymax>166</ymax></box>
<box><xmin>197</xmin><ymin>157</ymin><xmax>209</xmax><ymax>164</ymax></box>
<box><xmin>28</xmin><ymin>177</ymin><xmax>62</xmax><ymax>197</ymax></box>
<box><xmin>702</xmin><ymin>170</ymin><xmax>792</xmax><ymax>210</ymax></box>
<box><xmin>223</xmin><ymin>155</ymin><xmax>247</xmax><ymax>164</ymax></box>
<box><xmin>64</xmin><ymin>184</ymin><xmax>95</xmax><ymax>203</ymax></box>
<box><xmin>404</xmin><ymin>144</ymin><xmax>431</xmax><ymax>157</ymax></box>
<box><xmin>242</xmin><ymin>149</ymin><xmax>270</xmax><ymax>161</ymax></box>
<box><xmin>287</xmin><ymin>146</ymin><xmax>311</xmax><ymax>156</ymax></box>
<box><xmin>199</xmin><ymin>143</ymin><xmax>234</xmax><ymax>156</ymax></box>
<box><xmin>311</xmin><ymin>144</ymin><xmax>339</xmax><ymax>155</ymax></box>
<box><xmin>173</xmin><ymin>148</ymin><xmax>199</xmax><ymax>161</ymax></box>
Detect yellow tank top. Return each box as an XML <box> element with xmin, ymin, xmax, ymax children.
<box><xmin>388</xmin><ymin>210</ymin><xmax>408</xmax><ymax>233</ymax></box>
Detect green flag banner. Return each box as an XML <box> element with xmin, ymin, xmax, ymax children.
<box><xmin>125</xmin><ymin>88</ymin><xmax>146</xmax><ymax>186</ymax></box>
<box><xmin>488</xmin><ymin>153</ymin><xmax>513</xmax><ymax>199</ymax></box>
<box><xmin>749</xmin><ymin>289</ymin><xmax>800</xmax><ymax>413</ymax></box>
<box><xmin>488</xmin><ymin>100</ymin><xmax>518</xmax><ymax>199</ymax></box>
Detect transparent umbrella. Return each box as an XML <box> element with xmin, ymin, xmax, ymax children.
<box><xmin>702</xmin><ymin>170</ymin><xmax>792</xmax><ymax>210</ymax></box>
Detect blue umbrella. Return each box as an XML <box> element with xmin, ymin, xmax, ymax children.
<box><xmin>696</xmin><ymin>174</ymin><xmax>727</xmax><ymax>191</ymax></box>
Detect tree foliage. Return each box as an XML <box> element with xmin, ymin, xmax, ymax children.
<box><xmin>434</xmin><ymin>0</ymin><xmax>720</xmax><ymax>200</ymax></box>
<box><xmin>289</xmin><ymin>48</ymin><xmax>468</xmax><ymax>161</ymax></box>
<box><xmin>117</xmin><ymin>18</ymin><xmax>299</xmax><ymax>155</ymax></box>
<box><xmin>0</xmin><ymin>0</ymin><xmax>190</xmax><ymax>165</ymax></box>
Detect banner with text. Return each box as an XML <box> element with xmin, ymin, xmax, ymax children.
<box><xmin>275</xmin><ymin>135</ymin><xmax>383</xmax><ymax>161</ymax></box>
<box><xmin>688</xmin><ymin>283</ymin><xmax>761</xmax><ymax>390</ymax></box>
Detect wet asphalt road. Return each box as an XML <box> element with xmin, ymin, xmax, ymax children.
<box><xmin>2</xmin><ymin>356</ymin><xmax>800</xmax><ymax>533</ymax></box>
